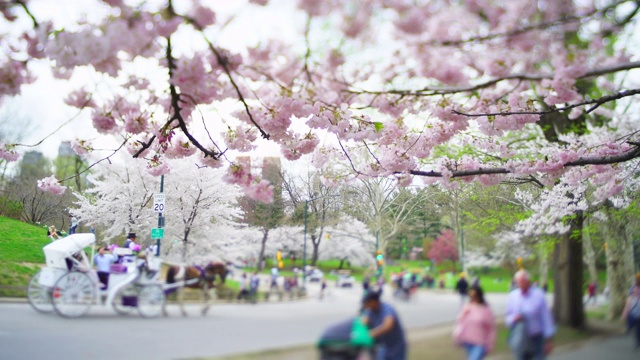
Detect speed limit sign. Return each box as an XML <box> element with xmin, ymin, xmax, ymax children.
<box><xmin>153</xmin><ymin>193</ymin><xmax>165</xmax><ymax>213</ymax></box>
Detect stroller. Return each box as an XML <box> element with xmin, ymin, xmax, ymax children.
<box><xmin>317</xmin><ymin>317</ymin><xmax>375</xmax><ymax>360</ymax></box>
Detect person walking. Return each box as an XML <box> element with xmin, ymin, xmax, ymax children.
<box><xmin>93</xmin><ymin>246</ymin><xmax>117</xmax><ymax>290</ymax></box>
<box><xmin>454</xmin><ymin>285</ymin><xmax>497</xmax><ymax>360</ymax></box>
<box><xmin>237</xmin><ymin>273</ymin><xmax>249</xmax><ymax>302</ymax></box>
<box><xmin>249</xmin><ymin>272</ymin><xmax>260</xmax><ymax>304</ymax></box>
<box><xmin>320</xmin><ymin>278</ymin><xmax>327</xmax><ymax>300</ymax></box>
<box><xmin>68</xmin><ymin>213</ymin><xmax>79</xmax><ymax>235</ymax></box>
<box><xmin>622</xmin><ymin>283</ymin><xmax>640</xmax><ymax>348</ymax></box>
<box><xmin>506</xmin><ymin>270</ymin><xmax>556</xmax><ymax>360</ymax></box>
<box><xmin>456</xmin><ymin>273</ymin><xmax>470</xmax><ymax>306</ymax></box>
<box><xmin>361</xmin><ymin>291</ymin><xmax>407</xmax><ymax>360</ymax></box>
<box><xmin>585</xmin><ymin>281</ymin><xmax>597</xmax><ymax>306</ymax></box>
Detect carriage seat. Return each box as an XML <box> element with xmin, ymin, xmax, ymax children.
<box><xmin>110</xmin><ymin>263</ymin><xmax>128</xmax><ymax>274</ymax></box>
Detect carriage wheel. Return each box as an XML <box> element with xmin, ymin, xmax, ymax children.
<box><xmin>52</xmin><ymin>272</ymin><xmax>95</xmax><ymax>318</ymax></box>
<box><xmin>27</xmin><ymin>270</ymin><xmax>53</xmax><ymax>313</ymax></box>
<box><xmin>112</xmin><ymin>285</ymin><xmax>137</xmax><ymax>316</ymax></box>
<box><xmin>137</xmin><ymin>285</ymin><xmax>165</xmax><ymax>318</ymax></box>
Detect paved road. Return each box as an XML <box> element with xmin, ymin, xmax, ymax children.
<box><xmin>0</xmin><ymin>285</ymin><xmax>509</xmax><ymax>360</ymax></box>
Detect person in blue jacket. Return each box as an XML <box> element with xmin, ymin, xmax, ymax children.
<box><xmin>361</xmin><ymin>291</ymin><xmax>407</xmax><ymax>360</ymax></box>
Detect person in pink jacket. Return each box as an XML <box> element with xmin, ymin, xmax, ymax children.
<box><xmin>454</xmin><ymin>285</ymin><xmax>497</xmax><ymax>360</ymax></box>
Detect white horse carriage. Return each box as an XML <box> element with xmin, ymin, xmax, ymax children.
<box><xmin>27</xmin><ymin>233</ymin><xmax>166</xmax><ymax>318</ymax></box>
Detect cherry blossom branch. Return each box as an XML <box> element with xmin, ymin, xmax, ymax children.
<box><xmin>502</xmin><ymin>175</ymin><xmax>545</xmax><ymax>188</ymax></box>
<box><xmin>347</xmin><ymin>61</ymin><xmax>640</xmax><ymax>97</ymax></box>
<box><xmin>13</xmin><ymin>105</ymin><xmax>87</xmax><ymax>148</ymax></box>
<box><xmin>165</xmin><ymin>37</ymin><xmax>220</xmax><ymax>160</ymax></box>
<box><xmin>433</xmin><ymin>0</ymin><xmax>630</xmax><ymax>46</ymax></box>
<box><xmin>131</xmin><ymin>135</ymin><xmax>156</xmax><ymax>158</ymax></box>
<box><xmin>57</xmin><ymin>139</ymin><xmax>129</xmax><ymax>184</ymax></box>
<box><xmin>14</xmin><ymin>0</ymin><xmax>38</xmax><ymax>28</ymax></box>
<box><xmin>186</xmin><ymin>18</ymin><xmax>270</xmax><ymax>140</ymax></box>
<box><xmin>337</xmin><ymin>138</ymin><xmax>365</xmax><ymax>177</ymax></box>
<box><xmin>408</xmin><ymin>144</ymin><xmax>640</xmax><ymax>178</ymax></box>
<box><xmin>435</xmin><ymin>16</ymin><xmax>582</xmax><ymax>46</ymax></box>
<box><xmin>452</xmin><ymin>88</ymin><xmax>640</xmax><ymax>117</ymax></box>
<box><xmin>179</xmin><ymin>93</ymin><xmax>225</xmax><ymax>154</ymax></box>
<box><xmin>302</xmin><ymin>16</ymin><xmax>313</xmax><ymax>83</ymax></box>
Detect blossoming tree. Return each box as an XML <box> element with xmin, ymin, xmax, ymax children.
<box><xmin>73</xmin><ymin>156</ymin><xmax>243</xmax><ymax>261</ymax></box>
<box><xmin>2</xmin><ymin>0</ymin><xmax>640</xmax><ymax>327</ymax></box>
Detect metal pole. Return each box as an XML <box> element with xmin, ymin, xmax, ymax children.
<box><xmin>303</xmin><ymin>200</ymin><xmax>308</xmax><ymax>284</ymax></box>
<box><xmin>156</xmin><ymin>174</ymin><xmax>164</xmax><ymax>257</ymax></box>
<box><xmin>460</xmin><ymin>222</ymin><xmax>465</xmax><ymax>273</ymax></box>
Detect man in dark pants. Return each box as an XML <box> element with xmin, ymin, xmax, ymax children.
<box><xmin>93</xmin><ymin>247</ymin><xmax>116</xmax><ymax>290</ymax></box>
<box><xmin>455</xmin><ymin>272</ymin><xmax>470</xmax><ymax>306</ymax></box>
<box><xmin>361</xmin><ymin>291</ymin><xmax>407</xmax><ymax>360</ymax></box>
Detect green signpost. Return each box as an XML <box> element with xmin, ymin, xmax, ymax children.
<box><xmin>151</xmin><ymin>228</ymin><xmax>164</xmax><ymax>239</ymax></box>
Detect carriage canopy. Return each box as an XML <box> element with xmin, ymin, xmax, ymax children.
<box><xmin>43</xmin><ymin>233</ymin><xmax>96</xmax><ymax>269</ymax></box>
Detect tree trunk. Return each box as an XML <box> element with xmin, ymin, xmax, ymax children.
<box><xmin>603</xmin><ymin>207</ymin><xmax>635</xmax><ymax>320</ymax></box>
<box><xmin>582</xmin><ymin>217</ymin><xmax>598</xmax><ymax>284</ymax></box>
<box><xmin>538</xmin><ymin>247</ymin><xmax>549</xmax><ymax>288</ymax></box>
<box><xmin>553</xmin><ymin>211</ymin><xmax>585</xmax><ymax>329</ymax></box>
<box><xmin>257</xmin><ymin>230</ymin><xmax>269</xmax><ymax>271</ymax></box>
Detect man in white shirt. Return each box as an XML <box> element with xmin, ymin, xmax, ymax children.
<box><xmin>506</xmin><ymin>270</ymin><xmax>556</xmax><ymax>360</ymax></box>
<box><xmin>93</xmin><ymin>247</ymin><xmax>117</xmax><ymax>290</ymax></box>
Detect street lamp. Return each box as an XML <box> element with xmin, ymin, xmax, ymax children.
<box><xmin>302</xmin><ymin>194</ymin><xmax>338</xmax><ymax>285</ymax></box>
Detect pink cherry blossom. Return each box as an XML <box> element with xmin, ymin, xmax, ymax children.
<box><xmin>71</xmin><ymin>139</ymin><xmax>92</xmax><ymax>156</ymax></box>
<box><xmin>243</xmin><ymin>179</ymin><xmax>274</xmax><ymax>203</ymax></box>
<box><xmin>64</xmin><ymin>88</ymin><xmax>96</xmax><ymax>109</ymax></box>
<box><xmin>37</xmin><ymin>176</ymin><xmax>67</xmax><ymax>195</ymax></box>
<box><xmin>92</xmin><ymin>110</ymin><xmax>119</xmax><ymax>134</ymax></box>
<box><xmin>0</xmin><ymin>144</ymin><xmax>20</xmax><ymax>162</ymax></box>
<box><xmin>146</xmin><ymin>159</ymin><xmax>171</xmax><ymax>176</ymax></box>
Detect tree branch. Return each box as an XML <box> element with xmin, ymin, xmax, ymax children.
<box><xmin>14</xmin><ymin>0</ymin><xmax>38</xmax><ymax>28</ymax></box>
<box><xmin>408</xmin><ymin>145</ymin><xmax>640</xmax><ymax>179</ymax></box>
<box><xmin>165</xmin><ymin>37</ymin><xmax>220</xmax><ymax>160</ymax></box>
<box><xmin>346</xmin><ymin>62</ymin><xmax>640</xmax><ymax>97</ymax></box>
<box><xmin>453</xmin><ymin>88</ymin><xmax>640</xmax><ymax>118</ymax></box>
<box><xmin>432</xmin><ymin>0</ymin><xmax>630</xmax><ymax>46</ymax></box>
<box><xmin>185</xmin><ymin>17</ymin><xmax>270</xmax><ymax>140</ymax></box>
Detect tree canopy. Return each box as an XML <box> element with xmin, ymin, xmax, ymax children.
<box><xmin>0</xmin><ymin>0</ymin><xmax>638</xmax><ymax>201</ymax></box>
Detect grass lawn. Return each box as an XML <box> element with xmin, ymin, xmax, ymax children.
<box><xmin>0</xmin><ymin>216</ymin><xmax>50</xmax><ymax>263</ymax></box>
<box><xmin>0</xmin><ymin>216</ymin><xmax>50</xmax><ymax>295</ymax></box>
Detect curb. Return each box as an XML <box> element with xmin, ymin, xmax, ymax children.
<box><xmin>0</xmin><ymin>296</ymin><xmax>308</xmax><ymax>305</ymax></box>
<box><xmin>0</xmin><ymin>297</ymin><xmax>27</xmax><ymax>303</ymax></box>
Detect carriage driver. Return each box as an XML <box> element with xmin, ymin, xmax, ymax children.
<box><xmin>94</xmin><ymin>246</ymin><xmax>117</xmax><ymax>290</ymax></box>
<box><xmin>123</xmin><ymin>232</ymin><xmax>137</xmax><ymax>249</ymax></box>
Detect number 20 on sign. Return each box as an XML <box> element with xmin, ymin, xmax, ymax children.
<box><xmin>153</xmin><ymin>194</ymin><xmax>165</xmax><ymax>213</ymax></box>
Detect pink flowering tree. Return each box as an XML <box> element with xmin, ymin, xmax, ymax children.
<box><xmin>2</xmin><ymin>0</ymin><xmax>640</xmax><ymax>328</ymax></box>
<box><xmin>427</xmin><ymin>229</ymin><xmax>459</xmax><ymax>269</ymax></box>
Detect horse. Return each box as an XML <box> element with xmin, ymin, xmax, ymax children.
<box><xmin>162</xmin><ymin>261</ymin><xmax>228</xmax><ymax>316</ymax></box>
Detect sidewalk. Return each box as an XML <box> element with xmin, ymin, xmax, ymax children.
<box><xmin>548</xmin><ymin>335</ymin><xmax>639</xmax><ymax>360</ymax></box>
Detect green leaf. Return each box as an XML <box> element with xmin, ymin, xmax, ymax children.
<box><xmin>373</xmin><ymin>122</ymin><xmax>384</xmax><ymax>132</ymax></box>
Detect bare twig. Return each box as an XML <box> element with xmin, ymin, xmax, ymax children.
<box><xmin>57</xmin><ymin>139</ymin><xmax>129</xmax><ymax>184</ymax></box>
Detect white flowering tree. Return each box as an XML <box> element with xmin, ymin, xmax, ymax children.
<box><xmin>516</xmin><ymin>162</ymin><xmax>640</xmax><ymax>320</ymax></box>
<box><xmin>73</xmin><ymin>156</ymin><xmax>244</xmax><ymax>262</ymax></box>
